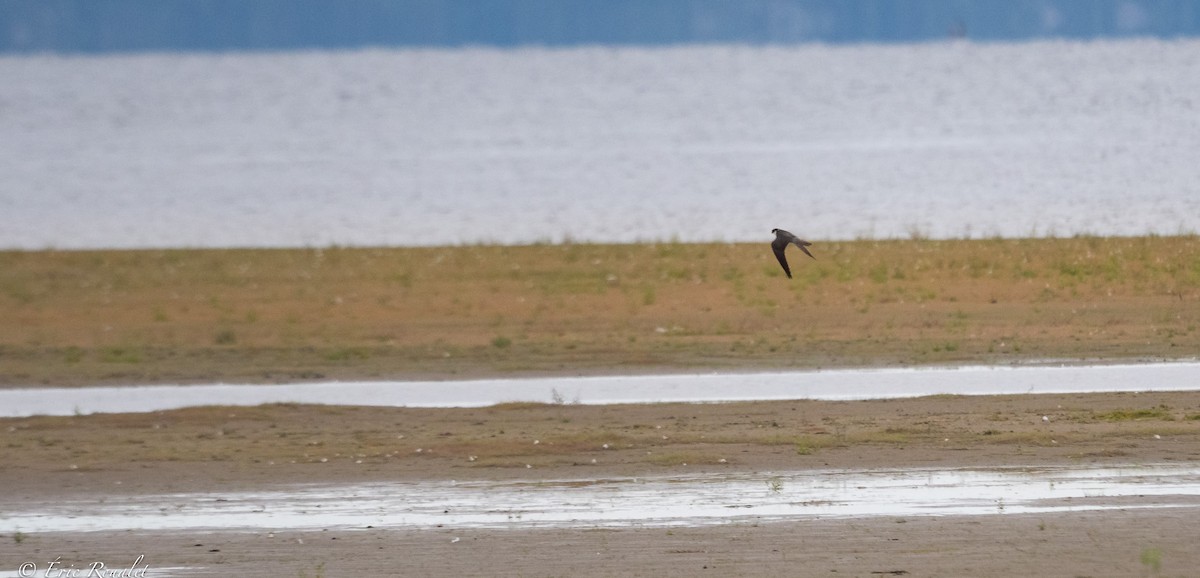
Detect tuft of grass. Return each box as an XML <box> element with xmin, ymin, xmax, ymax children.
<box><xmin>1140</xmin><ymin>547</ymin><xmax>1163</xmax><ymax>573</ymax></box>
<box><xmin>491</xmin><ymin>335</ymin><xmax>512</xmax><ymax>349</ymax></box>
<box><xmin>645</xmin><ymin>451</ymin><xmax>722</xmax><ymax>466</ymax></box>
<box><xmin>12</xmin><ymin>529</ymin><xmax>26</xmax><ymax>544</ymax></box>
<box><xmin>641</xmin><ymin>284</ymin><xmax>657</xmax><ymax>306</ymax></box>
<box><xmin>214</xmin><ymin>329</ymin><xmax>237</xmax><ymax>345</ymax></box>
<box><xmin>323</xmin><ymin>347</ymin><xmax>370</xmax><ymax>361</ymax></box>
<box><xmin>63</xmin><ymin>346</ymin><xmax>84</xmax><ymax>363</ymax></box>
<box><xmin>100</xmin><ymin>346</ymin><xmax>141</xmax><ymax>364</ymax></box>
<box><xmin>298</xmin><ymin>562</ymin><xmax>326</xmax><ymax>578</ymax></box>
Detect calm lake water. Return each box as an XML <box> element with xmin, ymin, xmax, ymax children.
<box><xmin>3</xmin><ymin>39</ymin><xmax>1199</xmax><ymax>250</ymax></box>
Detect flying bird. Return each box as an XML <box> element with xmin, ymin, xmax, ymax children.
<box><xmin>770</xmin><ymin>228</ymin><xmax>815</xmax><ymax>278</ymax></box>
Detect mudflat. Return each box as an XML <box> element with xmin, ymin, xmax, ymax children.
<box><xmin>4</xmin><ymin>391</ymin><xmax>1200</xmax><ymax>576</ymax></box>
<box><xmin>6</xmin><ymin>391</ymin><xmax>1200</xmax><ymax>491</ymax></box>
<box><xmin>2</xmin><ymin>237</ymin><xmax>1199</xmax><ymax>576</ymax></box>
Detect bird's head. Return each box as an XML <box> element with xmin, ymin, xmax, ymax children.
<box><xmin>770</xmin><ymin>228</ymin><xmax>778</xmax><ymax>234</ymax></box>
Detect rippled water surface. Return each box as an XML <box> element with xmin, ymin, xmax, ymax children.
<box><xmin>4</xmin><ymin>40</ymin><xmax>1199</xmax><ymax>249</ymax></box>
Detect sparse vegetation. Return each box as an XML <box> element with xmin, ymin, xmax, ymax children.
<box><xmin>1094</xmin><ymin>406</ymin><xmax>1174</xmax><ymax>422</ymax></box>
<box><xmin>6</xmin><ymin>390</ymin><xmax>1195</xmax><ymax>475</ymax></box>
<box><xmin>644</xmin><ymin>451</ymin><xmax>722</xmax><ymax>466</ymax></box>
<box><xmin>0</xmin><ymin>236</ymin><xmax>1197</xmax><ymax>385</ymax></box>
<box><xmin>1140</xmin><ymin>547</ymin><xmax>1163</xmax><ymax>573</ymax></box>
<box><xmin>297</xmin><ymin>562</ymin><xmax>326</xmax><ymax>578</ymax></box>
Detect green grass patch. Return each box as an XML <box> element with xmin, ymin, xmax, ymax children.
<box><xmin>645</xmin><ymin>451</ymin><xmax>725</xmax><ymax>466</ymax></box>
<box><xmin>323</xmin><ymin>347</ymin><xmax>370</xmax><ymax>361</ymax></box>
<box><xmin>100</xmin><ymin>346</ymin><xmax>142</xmax><ymax>364</ymax></box>
<box><xmin>63</xmin><ymin>346</ymin><xmax>85</xmax><ymax>363</ymax></box>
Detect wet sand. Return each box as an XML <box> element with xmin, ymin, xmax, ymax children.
<box><xmin>3</xmin><ymin>390</ymin><xmax>1199</xmax><ymax>577</ymax></box>
<box><xmin>12</xmin><ymin>508</ymin><xmax>1198</xmax><ymax>577</ymax></box>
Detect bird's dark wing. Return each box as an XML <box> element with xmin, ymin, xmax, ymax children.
<box><xmin>772</xmin><ymin>244</ymin><xmax>792</xmax><ymax>278</ymax></box>
<box><xmin>796</xmin><ymin>240</ymin><xmax>815</xmax><ymax>260</ymax></box>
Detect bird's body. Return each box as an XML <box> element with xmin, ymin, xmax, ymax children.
<box><xmin>770</xmin><ymin>228</ymin><xmax>815</xmax><ymax>278</ymax></box>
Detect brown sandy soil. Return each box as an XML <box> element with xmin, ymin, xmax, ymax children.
<box><xmin>3</xmin><ymin>392</ymin><xmax>1200</xmax><ymax>576</ymax></box>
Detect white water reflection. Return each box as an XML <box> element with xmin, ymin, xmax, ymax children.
<box><xmin>2</xmin><ymin>361</ymin><xmax>1199</xmax><ymax>417</ymax></box>
<box><xmin>4</xmin><ymin>464</ymin><xmax>1199</xmax><ymax>533</ymax></box>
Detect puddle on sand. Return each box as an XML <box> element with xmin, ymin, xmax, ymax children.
<box><xmin>5</xmin><ymin>464</ymin><xmax>1199</xmax><ymax>533</ymax></box>
<box><xmin>3</xmin><ymin>361</ymin><xmax>1200</xmax><ymax>417</ymax></box>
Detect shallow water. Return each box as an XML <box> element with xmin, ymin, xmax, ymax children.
<box><xmin>5</xmin><ymin>464</ymin><xmax>1198</xmax><ymax>534</ymax></box>
<box><xmin>2</xmin><ymin>361</ymin><xmax>1198</xmax><ymax>417</ymax></box>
